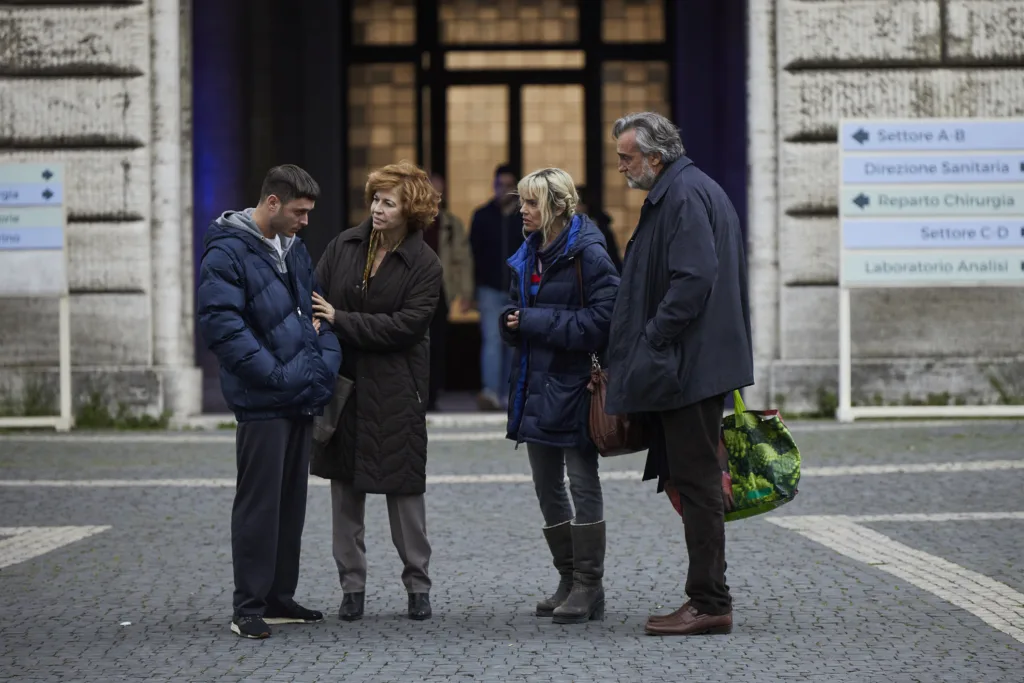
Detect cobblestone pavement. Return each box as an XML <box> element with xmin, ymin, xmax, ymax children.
<box><xmin>1</xmin><ymin>419</ymin><xmax>1022</xmax><ymax>682</ymax></box>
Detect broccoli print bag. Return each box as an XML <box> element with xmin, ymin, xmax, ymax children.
<box><xmin>719</xmin><ymin>390</ymin><xmax>801</xmax><ymax>521</ymax></box>
<box><xmin>668</xmin><ymin>390</ymin><xmax>801</xmax><ymax>523</ymax></box>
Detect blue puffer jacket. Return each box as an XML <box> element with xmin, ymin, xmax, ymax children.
<box><xmin>197</xmin><ymin>210</ymin><xmax>342</xmax><ymax>421</ymax></box>
<box><xmin>499</xmin><ymin>215</ymin><xmax>620</xmax><ymax>449</ymax></box>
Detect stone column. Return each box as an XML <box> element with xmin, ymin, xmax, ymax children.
<box><xmin>746</xmin><ymin>0</ymin><xmax>779</xmax><ymax>407</ymax></box>
<box><xmin>151</xmin><ymin>0</ymin><xmax>201</xmax><ymax>418</ymax></box>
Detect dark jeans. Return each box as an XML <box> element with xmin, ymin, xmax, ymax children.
<box><xmin>659</xmin><ymin>394</ymin><xmax>731</xmax><ymax>615</ymax></box>
<box><xmin>526</xmin><ymin>443</ymin><xmax>603</xmax><ymax>526</ymax></box>
<box><xmin>232</xmin><ymin>417</ymin><xmax>312</xmax><ymax>617</ymax></box>
<box><xmin>428</xmin><ymin>293</ymin><xmax>449</xmax><ymax>409</ymax></box>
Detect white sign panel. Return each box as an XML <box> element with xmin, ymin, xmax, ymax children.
<box><xmin>840</xmin><ymin>118</ymin><xmax>1024</xmax><ymax>288</ymax></box>
<box><xmin>841</xmin><ymin>120</ymin><xmax>1024</xmax><ymax>152</ymax></box>
<box><xmin>0</xmin><ymin>164</ymin><xmax>67</xmax><ymax>296</ymax></box>
<box><xmin>842</xmin><ymin>219</ymin><xmax>1024</xmax><ymax>250</ymax></box>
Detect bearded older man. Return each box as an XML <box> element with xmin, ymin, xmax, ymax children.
<box><xmin>604</xmin><ymin>111</ymin><xmax>754</xmax><ymax>636</ymax></box>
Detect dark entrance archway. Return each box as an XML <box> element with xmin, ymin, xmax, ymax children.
<box><xmin>190</xmin><ymin>0</ymin><xmax>747</xmax><ymax>412</ymax></box>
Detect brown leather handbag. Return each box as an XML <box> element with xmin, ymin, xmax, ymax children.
<box><xmin>576</xmin><ymin>260</ymin><xmax>647</xmax><ymax>457</ymax></box>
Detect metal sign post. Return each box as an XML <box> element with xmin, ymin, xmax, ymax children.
<box><xmin>0</xmin><ymin>162</ymin><xmax>73</xmax><ymax>431</ymax></box>
<box><xmin>837</xmin><ymin>118</ymin><xmax>1024</xmax><ymax>422</ymax></box>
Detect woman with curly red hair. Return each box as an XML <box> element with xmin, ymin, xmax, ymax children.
<box><xmin>310</xmin><ymin>161</ymin><xmax>442</xmax><ymax>622</ymax></box>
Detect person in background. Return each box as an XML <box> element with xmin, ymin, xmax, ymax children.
<box><xmin>605</xmin><ymin>111</ymin><xmax>753</xmax><ymax>636</ymax></box>
<box><xmin>310</xmin><ymin>161</ymin><xmax>442</xmax><ymax>623</ymax></box>
<box><xmin>469</xmin><ymin>164</ymin><xmax>524</xmax><ymax>411</ymax></box>
<box><xmin>500</xmin><ymin>168</ymin><xmax>619</xmax><ymax>625</ymax></box>
<box><xmin>575</xmin><ymin>185</ymin><xmax>622</xmax><ymax>273</ymax></box>
<box><xmin>197</xmin><ymin>164</ymin><xmax>342</xmax><ymax>640</ymax></box>
<box><xmin>422</xmin><ymin>172</ymin><xmax>475</xmax><ymax>411</ymax></box>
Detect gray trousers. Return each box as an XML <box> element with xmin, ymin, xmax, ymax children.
<box><xmin>526</xmin><ymin>443</ymin><xmax>604</xmax><ymax>526</ymax></box>
<box><xmin>330</xmin><ymin>480</ymin><xmax>432</xmax><ymax>594</ymax></box>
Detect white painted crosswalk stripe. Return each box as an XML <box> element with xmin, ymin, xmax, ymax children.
<box><xmin>0</xmin><ymin>458</ymin><xmax>1020</xmax><ymax>488</ymax></box>
<box><xmin>0</xmin><ymin>526</ymin><xmax>111</xmax><ymax>570</ymax></box>
<box><xmin>768</xmin><ymin>514</ymin><xmax>1024</xmax><ymax>645</ymax></box>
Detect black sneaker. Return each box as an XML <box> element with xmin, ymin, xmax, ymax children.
<box><xmin>231</xmin><ymin>615</ymin><xmax>271</xmax><ymax>639</ymax></box>
<box><xmin>264</xmin><ymin>601</ymin><xmax>324</xmax><ymax>625</ymax></box>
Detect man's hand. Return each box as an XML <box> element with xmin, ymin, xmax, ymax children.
<box><xmin>313</xmin><ymin>317</ymin><xmax>321</xmax><ymax>333</ymax></box>
<box><xmin>506</xmin><ymin>310</ymin><xmax>520</xmax><ymax>331</ymax></box>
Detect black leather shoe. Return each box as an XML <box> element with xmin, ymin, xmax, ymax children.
<box><xmin>264</xmin><ymin>601</ymin><xmax>324</xmax><ymax>625</ymax></box>
<box><xmin>339</xmin><ymin>592</ymin><xmax>364</xmax><ymax>621</ymax></box>
<box><xmin>408</xmin><ymin>593</ymin><xmax>432</xmax><ymax>620</ymax></box>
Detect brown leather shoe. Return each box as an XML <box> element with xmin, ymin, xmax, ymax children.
<box><xmin>644</xmin><ymin>604</ymin><xmax>732</xmax><ymax>636</ymax></box>
<box><xmin>645</xmin><ymin>600</ymin><xmax>691</xmax><ymax>626</ymax></box>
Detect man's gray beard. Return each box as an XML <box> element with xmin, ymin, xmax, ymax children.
<box><xmin>626</xmin><ymin>169</ymin><xmax>656</xmax><ymax>190</ymax></box>
<box><xmin>626</xmin><ymin>159</ymin><xmax>657</xmax><ymax>190</ymax></box>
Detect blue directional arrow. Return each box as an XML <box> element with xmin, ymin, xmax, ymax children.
<box><xmin>41</xmin><ymin>169</ymin><xmax>53</xmax><ymax>181</ymax></box>
<box><xmin>852</xmin><ymin>193</ymin><xmax>870</xmax><ymax>209</ymax></box>
<box><xmin>42</xmin><ymin>188</ymin><xmax>53</xmax><ymax>201</ymax></box>
<box><xmin>852</xmin><ymin>128</ymin><xmax>869</xmax><ymax>144</ymax></box>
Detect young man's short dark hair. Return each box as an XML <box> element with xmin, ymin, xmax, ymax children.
<box><xmin>260</xmin><ymin>164</ymin><xmax>320</xmax><ymax>204</ymax></box>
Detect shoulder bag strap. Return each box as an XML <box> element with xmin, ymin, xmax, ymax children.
<box><xmin>575</xmin><ymin>257</ymin><xmax>586</xmax><ymax>306</ymax></box>
<box><xmin>575</xmin><ymin>255</ymin><xmax>601</xmax><ymax>370</ymax></box>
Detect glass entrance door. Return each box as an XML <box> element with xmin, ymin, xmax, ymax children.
<box><xmin>442</xmin><ymin>80</ymin><xmax>586</xmax><ymax>251</ymax></box>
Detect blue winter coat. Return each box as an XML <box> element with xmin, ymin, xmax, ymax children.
<box><xmin>499</xmin><ymin>215</ymin><xmax>620</xmax><ymax>449</ymax></box>
<box><xmin>197</xmin><ymin>214</ymin><xmax>342</xmax><ymax>421</ymax></box>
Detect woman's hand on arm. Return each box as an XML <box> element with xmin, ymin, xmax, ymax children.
<box><xmin>312</xmin><ymin>291</ymin><xmax>335</xmax><ymax>325</ymax></box>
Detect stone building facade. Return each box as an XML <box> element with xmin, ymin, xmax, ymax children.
<box><xmin>748</xmin><ymin>0</ymin><xmax>1024</xmax><ymax>413</ymax></box>
<box><xmin>0</xmin><ymin>0</ymin><xmax>1021</xmax><ymax>420</ymax></box>
<box><xmin>0</xmin><ymin>1</ymin><xmax>200</xmax><ymax>419</ymax></box>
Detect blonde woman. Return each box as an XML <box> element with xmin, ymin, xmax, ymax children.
<box><xmin>499</xmin><ymin>168</ymin><xmax>620</xmax><ymax>624</ymax></box>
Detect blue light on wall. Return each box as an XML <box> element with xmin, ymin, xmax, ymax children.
<box><xmin>192</xmin><ymin>0</ymin><xmax>247</xmax><ymax>277</ymax></box>
<box><xmin>191</xmin><ymin>0</ymin><xmax>248</xmax><ymax>410</ymax></box>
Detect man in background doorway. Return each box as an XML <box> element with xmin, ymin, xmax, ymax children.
<box><xmin>423</xmin><ymin>172</ymin><xmax>475</xmax><ymax>411</ymax></box>
<box><xmin>469</xmin><ymin>164</ymin><xmax>524</xmax><ymax>411</ymax></box>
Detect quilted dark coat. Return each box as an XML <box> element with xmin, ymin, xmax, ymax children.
<box><xmin>310</xmin><ymin>220</ymin><xmax>442</xmax><ymax>495</ymax></box>
<box><xmin>499</xmin><ymin>215</ymin><xmax>620</xmax><ymax>450</ymax></box>
<box><xmin>197</xmin><ymin>218</ymin><xmax>341</xmax><ymax>421</ymax></box>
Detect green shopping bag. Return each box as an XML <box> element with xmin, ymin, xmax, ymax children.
<box><xmin>719</xmin><ymin>390</ymin><xmax>801</xmax><ymax>522</ymax></box>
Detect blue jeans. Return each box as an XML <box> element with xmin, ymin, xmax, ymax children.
<box><xmin>477</xmin><ymin>286</ymin><xmax>514</xmax><ymax>401</ymax></box>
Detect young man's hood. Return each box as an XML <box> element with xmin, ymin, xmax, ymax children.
<box><xmin>208</xmin><ymin>208</ymin><xmax>295</xmax><ymax>274</ymax></box>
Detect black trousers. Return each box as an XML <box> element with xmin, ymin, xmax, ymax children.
<box><xmin>658</xmin><ymin>393</ymin><xmax>731</xmax><ymax>616</ymax></box>
<box><xmin>232</xmin><ymin>417</ymin><xmax>312</xmax><ymax>617</ymax></box>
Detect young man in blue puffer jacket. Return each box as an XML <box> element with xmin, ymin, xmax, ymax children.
<box><xmin>197</xmin><ymin>165</ymin><xmax>341</xmax><ymax>639</ymax></box>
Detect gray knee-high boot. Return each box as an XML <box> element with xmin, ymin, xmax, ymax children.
<box><xmin>536</xmin><ymin>521</ymin><xmax>574</xmax><ymax>616</ymax></box>
<box><xmin>553</xmin><ymin>520</ymin><xmax>605</xmax><ymax>624</ymax></box>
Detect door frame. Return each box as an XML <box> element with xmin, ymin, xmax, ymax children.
<box><xmin>339</xmin><ymin>0</ymin><xmax>674</xmax><ymax>226</ymax></box>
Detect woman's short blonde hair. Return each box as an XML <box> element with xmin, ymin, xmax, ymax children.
<box><xmin>364</xmin><ymin>161</ymin><xmax>440</xmax><ymax>231</ymax></box>
<box><xmin>517</xmin><ymin>168</ymin><xmax>578</xmax><ymax>243</ymax></box>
